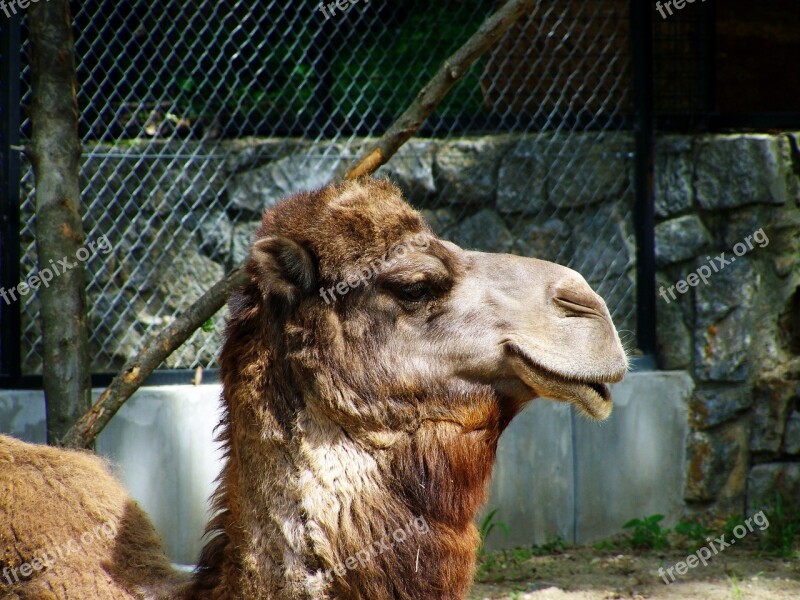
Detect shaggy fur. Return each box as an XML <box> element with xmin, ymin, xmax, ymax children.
<box><xmin>0</xmin><ymin>178</ymin><xmax>627</xmax><ymax>599</ymax></box>
<box><xmin>0</xmin><ymin>434</ymin><xmax>187</xmax><ymax>599</ymax></box>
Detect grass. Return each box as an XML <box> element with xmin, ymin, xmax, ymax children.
<box><xmin>478</xmin><ymin>508</ymin><xmax>509</xmax><ymax>558</ymax></box>
<box><xmin>757</xmin><ymin>494</ymin><xmax>800</xmax><ymax>559</ymax></box>
<box><xmin>727</xmin><ymin>572</ymin><xmax>744</xmax><ymax>600</ymax></box>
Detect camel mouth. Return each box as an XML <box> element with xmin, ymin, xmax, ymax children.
<box><xmin>505</xmin><ymin>344</ymin><xmax>616</xmax><ymax>420</ymax></box>
<box><xmin>580</xmin><ymin>382</ymin><xmax>613</xmax><ymax>419</ymax></box>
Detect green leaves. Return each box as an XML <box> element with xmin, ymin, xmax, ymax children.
<box><xmin>479</xmin><ymin>508</ymin><xmax>509</xmax><ymax>549</ymax></box>
<box><xmin>622</xmin><ymin>514</ymin><xmax>670</xmax><ymax>550</ymax></box>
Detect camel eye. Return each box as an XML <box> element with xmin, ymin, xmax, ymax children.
<box><xmin>396</xmin><ymin>281</ymin><xmax>432</xmax><ymax>303</ymax></box>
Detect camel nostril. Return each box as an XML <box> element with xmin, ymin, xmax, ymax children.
<box><xmin>553</xmin><ymin>284</ymin><xmax>606</xmax><ymax>317</ymax></box>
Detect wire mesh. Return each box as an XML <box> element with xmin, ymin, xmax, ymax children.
<box><xmin>652</xmin><ymin>0</ymin><xmax>712</xmax><ymax>116</ymax></box>
<box><xmin>16</xmin><ymin>0</ymin><xmax>638</xmax><ymax>374</ymax></box>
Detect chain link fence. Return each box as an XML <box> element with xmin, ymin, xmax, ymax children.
<box><xmin>16</xmin><ymin>0</ymin><xmax>638</xmax><ymax>375</ymax></box>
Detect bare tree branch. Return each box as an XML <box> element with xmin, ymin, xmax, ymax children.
<box><xmin>59</xmin><ymin>269</ymin><xmax>250</xmax><ymax>448</ymax></box>
<box><xmin>29</xmin><ymin>0</ymin><xmax>93</xmax><ymax>444</ymax></box>
<box><xmin>61</xmin><ymin>0</ymin><xmax>535</xmax><ymax>449</ymax></box>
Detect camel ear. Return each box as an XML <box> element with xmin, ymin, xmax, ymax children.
<box><xmin>249</xmin><ymin>236</ymin><xmax>317</xmax><ymax>303</ymax></box>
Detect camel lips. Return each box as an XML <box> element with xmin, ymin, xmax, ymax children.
<box><xmin>588</xmin><ymin>382</ymin><xmax>610</xmax><ymax>401</ymax></box>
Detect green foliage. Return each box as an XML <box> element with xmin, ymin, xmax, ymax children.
<box><xmin>721</xmin><ymin>515</ymin><xmax>747</xmax><ymax>540</ymax></box>
<box><xmin>331</xmin><ymin>1</ymin><xmax>487</xmax><ymax>122</ymax></box>
<box><xmin>674</xmin><ymin>520</ymin><xmax>714</xmax><ymax>550</ymax></box>
<box><xmin>622</xmin><ymin>514</ymin><xmax>671</xmax><ymax>550</ymax></box>
<box><xmin>170</xmin><ymin>2</ymin><xmax>487</xmax><ymax>126</ymax></box>
<box><xmin>531</xmin><ymin>536</ymin><xmax>568</xmax><ymax>556</ymax></box>
<box><xmin>475</xmin><ymin>538</ymin><xmax>570</xmax><ymax>584</ymax></box>
<box><xmin>478</xmin><ymin>509</ymin><xmax>509</xmax><ymax>556</ymax></box>
<box><xmin>201</xmin><ymin>318</ymin><xmax>214</xmax><ymax>333</ymax></box>
<box><xmin>474</xmin><ymin>515</ymin><xmax>573</xmax><ymax>582</ymax></box>
<box><xmin>593</xmin><ymin>538</ymin><xmax>622</xmax><ymax>552</ymax></box>
<box><xmin>727</xmin><ymin>572</ymin><xmax>744</xmax><ymax>600</ymax></box>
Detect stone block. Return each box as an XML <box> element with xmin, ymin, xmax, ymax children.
<box><xmin>654</xmin><ymin>136</ymin><xmax>693</xmax><ymax>217</ymax></box>
<box><xmin>656</xmin><ymin>274</ymin><xmax>692</xmax><ymax>369</ymax></box>
<box><xmin>545</xmin><ymin>133</ymin><xmax>633</xmax><ymax>208</ymax></box>
<box><xmin>693</xmin><ymin>258</ymin><xmax>759</xmax><ymax>382</ymax></box>
<box><xmin>690</xmin><ymin>385</ymin><xmax>753</xmax><ymax>430</ymax></box>
<box><xmin>747</xmin><ymin>463</ymin><xmax>800</xmax><ymax>508</ymax></box>
<box><xmin>376</xmin><ymin>139</ymin><xmax>438</xmax><ymax>205</ymax></box>
<box><xmin>685</xmin><ymin>421</ymin><xmax>748</xmax><ymax>502</ymax></box>
<box><xmin>449</xmin><ymin>209</ymin><xmax>513</xmax><ymax>253</ymax></box>
<box><xmin>655</xmin><ymin>215</ymin><xmax>711</xmax><ymax>266</ymax></box>
<box><xmin>496</xmin><ymin>137</ymin><xmax>547</xmax><ymax>215</ymax></box>
<box><xmin>434</xmin><ymin>138</ymin><xmax>508</xmax><ymax>207</ymax></box>
<box><xmin>750</xmin><ymin>377</ymin><xmax>800</xmax><ymax>453</ymax></box>
<box><xmin>695</xmin><ymin>135</ymin><xmax>792</xmax><ymax>209</ymax></box>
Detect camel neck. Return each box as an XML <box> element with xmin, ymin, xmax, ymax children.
<box><xmin>190</xmin><ymin>398</ymin><xmax>503</xmax><ymax>599</ymax></box>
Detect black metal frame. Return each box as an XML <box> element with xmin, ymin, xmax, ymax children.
<box><xmin>656</xmin><ymin>113</ymin><xmax>800</xmax><ymax>132</ymax></box>
<box><xmin>631</xmin><ymin>0</ymin><xmax>656</xmax><ymax>355</ymax></box>
<box><xmin>0</xmin><ymin>14</ymin><xmax>22</xmax><ymax>384</ymax></box>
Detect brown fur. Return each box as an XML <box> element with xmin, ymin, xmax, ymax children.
<box><xmin>0</xmin><ymin>434</ymin><xmax>187</xmax><ymax>599</ymax></box>
<box><xmin>0</xmin><ymin>178</ymin><xmax>626</xmax><ymax>599</ymax></box>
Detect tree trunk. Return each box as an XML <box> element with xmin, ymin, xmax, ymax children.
<box><xmin>28</xmin><ymin>0</ymin><xmax>92</xmax><ymax>444</ymax></box>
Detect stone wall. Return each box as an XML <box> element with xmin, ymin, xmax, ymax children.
<box><xmin>19</xmin><ymin>133</ymin><xmax>637</xmax><ymax>373</ymax></box>
<box><xmin>654</xmin><ymin>133</ymin><xmax>800</xmax><ymax>524</ymax></box>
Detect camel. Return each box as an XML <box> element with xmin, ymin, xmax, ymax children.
<box><xmin>0</xmin><ymin>178</ymin><xmax>627</xmax><ymax>599</ymax></box>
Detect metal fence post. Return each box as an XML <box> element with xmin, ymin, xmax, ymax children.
<box><xmin>631</xmin><ymin>0</ymin><xmax>656</xmax><ymax>356</ymax></box>
<box><xmin>0</xmin><ymin>14</ymin><xmax>22</xmax><ymax>384</ymax></box>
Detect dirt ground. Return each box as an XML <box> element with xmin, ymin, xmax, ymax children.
<box><xmin>469</xmin><ymin>544</ymin><xmax>800</xmax><ymax>600</ymax></box>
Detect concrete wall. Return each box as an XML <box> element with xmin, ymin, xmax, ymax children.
<box><xmin>484</xmin><ymin>371</ymin><xmax>693</xmax><ymax>549</ymax></box>
<box><xmin>0</xmin><ymin>371</ymin><xmax>693</xmax><ymax>562</ymax></box>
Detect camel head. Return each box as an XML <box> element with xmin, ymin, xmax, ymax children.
<box><xmin>242</xmin><ymin>178</ymin><xmax>627</xmax><ymax>433</ymax></box>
